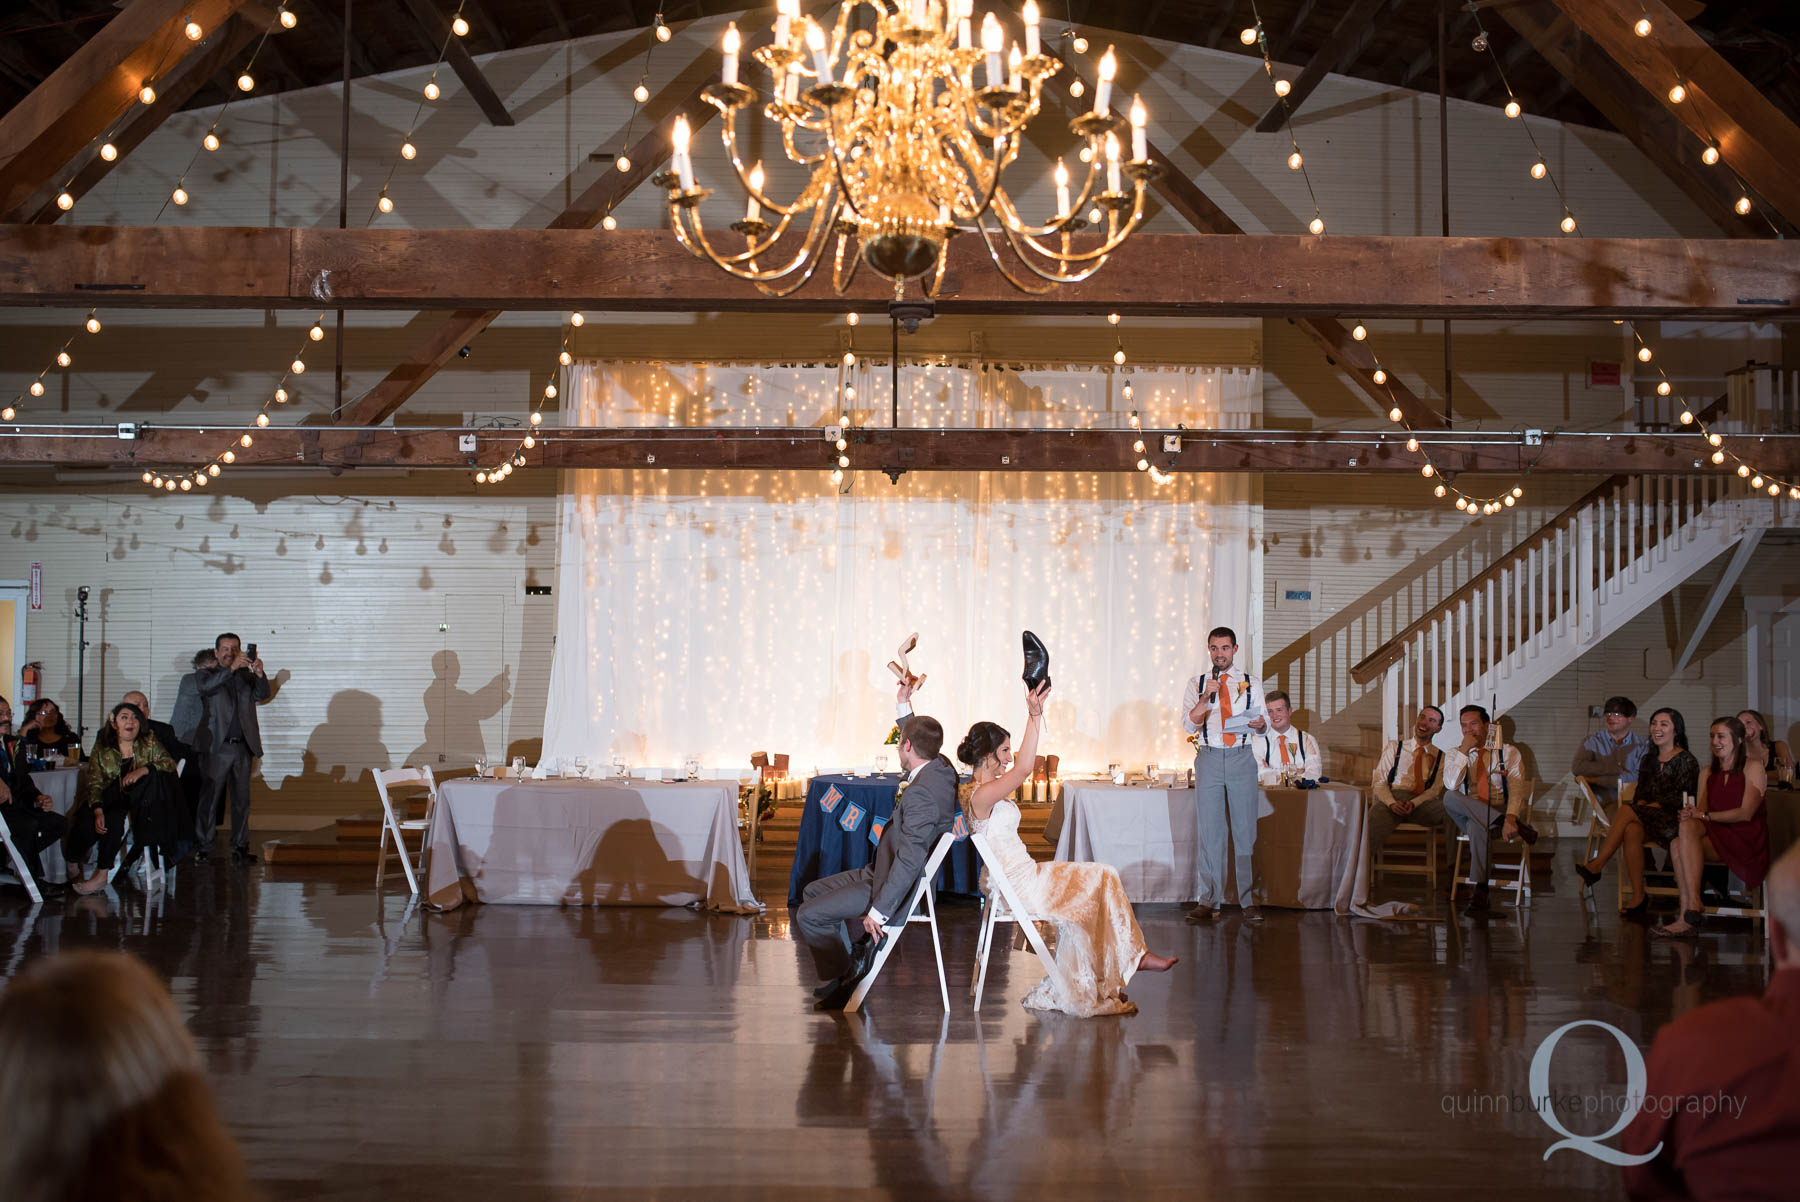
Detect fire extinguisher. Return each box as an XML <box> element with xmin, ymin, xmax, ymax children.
<box><xmin>21</xmin><ymin>662</ymin><xmax>42</xmax><ymax>703</ymax></box>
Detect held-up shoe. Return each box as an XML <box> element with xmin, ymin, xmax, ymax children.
<box><xmin>1022</xmin><ymin>630</ymin><xmax>1051</xmax><ymax>691</ymax></box>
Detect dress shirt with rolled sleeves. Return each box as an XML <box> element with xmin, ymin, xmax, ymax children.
<box><xmin>1181</xmin><ymin>668</ymin><xmax>1265</xmax><ymax>749</ymax></box>
<box><xmin>1370</xmin><ymin>738</ymin><xmax>1448</xmax><ymax>810</ymax></box>
<box><xmin>1447</xmin><ymin>742</ymin><xmax>1528</xmax><ymax>819</ymax></box>
<box><xmin>869</xmin><ymin>699</ymin><xmax>930</xmax><ymax>926</ymax></box>
<box><xmin>1573</xmin><ymin>729</ymin><xmax>1648</xmax><ymax>804</ymax></box>
<box><xmin>1255</xmin><ymin>728</ymin><xmax>1321</xmax><ymax>784</ymax></box>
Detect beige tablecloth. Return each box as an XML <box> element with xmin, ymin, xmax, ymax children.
<box><xmin>31</xmin><ymin>767</ymin><xmax>82</xmax><ymax>883</ymax></box>
<box><xmin>425</xmin><ymin>778</ymin><xmax>762</xmax><ymax>913</ymax></box>
<box><xmin>1052</xmin><ymin>781</ymin><xmax>1369</xmax><ymax>909</ymax></box>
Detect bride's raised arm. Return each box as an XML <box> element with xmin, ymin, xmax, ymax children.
<box><xmin>972</xmin><ymin>682</ymin><xmax>1052</xmax><ymax>810</ymax></box>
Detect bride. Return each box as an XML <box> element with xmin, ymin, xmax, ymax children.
<box><xmin>961</xmin><ymin>681</ymin><xmax>1177</xmax><ymax>1017</ymax></box>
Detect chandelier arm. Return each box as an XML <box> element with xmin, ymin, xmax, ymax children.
<box><xmin>822</xmin><ymin>102</ymin><xmax>874</xmax><ymax>224</ymax></box>
<box><xmin>992</xmin><ymin>185</ymin><xmax>1149</xmax><ymax>265</ymax></box>
<box><xmin>942</xmin><ymin>126</ymin><xmax>1014</xmax><ymax>225</ymax></box>
<box><xmin>718</xmin><ymin>104</ymin><xmax>821</xmax><ymax>219</ymax></box>
<box><xmin>971</xmin><ymin>215</ymin><xmax>1060</xmax><ymax>295</ymax></box>
<box><xmin>674</xmin><ymin>195</ymin><xmax>838</xmax><ymax>283</ymax></box>
<box><xmin>749</xmin><ymin>196</ymin><xmax>848</xmax><ymax>297</ymax></box>
<box><xmin>988</xmin><ymin>207</ymin><xmax>1133</xmax><ymax>284</ymax></box>
<box><xmin>831</xmin><ymin>225</ymin><xmax>864</xmax><ymax>293</ymax></box>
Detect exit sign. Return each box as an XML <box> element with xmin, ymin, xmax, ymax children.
<box><xmin>1588</xmin><ymin>361</ymin><xmax>1621</xmax><ymax>388</ymax></box>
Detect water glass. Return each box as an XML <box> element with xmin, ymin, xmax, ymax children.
<box><xmin>1108</xmin><ymin>762</ymin><xmax>1125</xmax><ymax>785</ymax></box>
<box><xmin>612</xmin><ymin>756</ymin><xmax>628</xmax><ymax>780</ymax></box>
<box><xmin>685</xmin><ymin>757</ymin><xmax>701</xmax><ymax>781</ymax></box>
<box><xmin>510</xmin><ymin>755</ymin><xmax>526</xmax><ymax>779</ymax></box>
<box><xmin>1144</xmin><ymin>763</ymin><xmax>1159</xmax><ymax>784</ymax></box>
<box><xmin>474</xmin><ymin>756</ymin><xmax>489</xmax><ymax>779</ymax></box>
<box><xmin>875</xmin><ymin>753</ymin><xmax>890</xmax><ymax>775</ymax></box>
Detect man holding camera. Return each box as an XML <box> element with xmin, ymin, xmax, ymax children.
<box><xmin>194</xmin><ymin>632</ymin><xmax>271</xmax><ymax>863</ymax></box>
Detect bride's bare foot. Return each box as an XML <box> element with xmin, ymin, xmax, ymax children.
<box><xmin>1139</xmin><ymin>951</ymin><xmax>1178</xmax><ymax>972</ymax></box>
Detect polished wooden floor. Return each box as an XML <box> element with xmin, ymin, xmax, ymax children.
<box><xmin>0</xmin><ymin>854</ymin><xmax>1771</xmax><ymax>1200</ymax></box>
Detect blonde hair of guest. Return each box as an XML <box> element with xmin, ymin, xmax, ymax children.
<box><xmin>0</xmin><ymin>951</ymin><xmax>253</xmax><ymax>1202</ymax></box>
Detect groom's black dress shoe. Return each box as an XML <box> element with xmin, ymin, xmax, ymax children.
<box><xmin>1022</xmin><ymin>630</ymin><xmax>1051</xmax><ymax>691</ymax></box>
<box><xmin>814</xmin><ymin>933</ymin><xmax>883</xmax><ymax>1010</ymax></box>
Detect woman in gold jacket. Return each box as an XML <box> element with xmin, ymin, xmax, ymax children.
<box><xmin>65</xmin><ymin>702</ymin><xmax>174</xmax><ymax>894</ymax></box>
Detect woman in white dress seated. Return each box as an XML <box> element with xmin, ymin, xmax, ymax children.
<box><xmin>961</xmin><ymin>682</ymin><xmax>1177</xmax><ymax>1017</ymax></box>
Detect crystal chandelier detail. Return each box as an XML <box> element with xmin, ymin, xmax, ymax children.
<box><xmin>661</xmin><ymin>0</ymin><xmax>1159</xmax><ymax>297</ymax></box>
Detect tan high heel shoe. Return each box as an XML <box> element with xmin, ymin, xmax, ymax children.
<box><xmin>886</xmin><ymin>632</ymin><xmax>926</xmax><ymax>691</ymax></box>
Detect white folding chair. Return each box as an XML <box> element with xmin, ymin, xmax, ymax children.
<box><xmin>1452</xmin><ymin>799</ymin><xmax>1534</xmax><ymax>907</ymax></box>
<box><xmin>845</xmin><ymin>832</ymin><xmax>957</xmax><ymax>1014</ymax></box>
<box><xmin>0</xmin><ymin>819</ymin><xmax>43</xmax><ymax>905</ymax></box>
<box><xmin>375</xmin><ymin>766</ymin><xmax>439</xmax><ymax>896</ymax></box>
<box><xmin>968</xmin><ymin>832</ymin><xmax>1074</xmax><ymax>1012</ymax></box>
<box><xmin>1576</xmin><ymin>777</ymin><xmax>1609</xmax><ymax>864</ymax></box>
<box><xmin>117</xmin><ymin>811</ymin><xmax>167</xmax><ymax>893</ymax></box>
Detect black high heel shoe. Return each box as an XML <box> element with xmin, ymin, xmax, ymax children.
<box><xmin>1573</xmin><ymin>858</ymin><xmax>1602</xmax><ymax>890</ymax></box>
<box><xmin>1619</xmin><ymin>896</ymin><xmax>1649</xmax><ymax>920</ymax></box>
<box><xmin>1022</xmin><ymin>630</ymin><xmax>1051</xmax><ymax>691</ymax></box>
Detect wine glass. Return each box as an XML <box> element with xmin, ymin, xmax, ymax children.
<box><xmin>612</xmin><ymin>755</ymin><xmax>627</xmax><ymax>780</ymax></box>
<box><xmin>1144</xmin><ymin>762</ymin><xmax>1159</xmax><ymax>786</ymax></box>
<box><xmin>875</xmin><ymin>752</ymin><xmax>890</xmax><ymax>775</ymax></box>
<box><xmin>573</xmin><ymin>755</ymin><xmax>590</xmax><ymax>779</ymax></box>
<box><xmin>510</xmin><ymin>755</ymin><xmax>526</xmax><ymax>779</ymax></box>
<box><xmin>685</xmin><ymin>757</ymin><xmax>701</xmax><ymax>781</ymax></box>
<box><xmin>1108</xmin><ymin>762</ymin><xmax>1125</xmax><ymax>785</ymax></box>
<box><xmin>474</xmin><ymin>755</ymin><xmax>489</xmax><ymax>779</ymax></box>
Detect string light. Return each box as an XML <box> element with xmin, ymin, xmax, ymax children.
<box><xmin>1667</xmin><ymin>82</ymin><xmax>1686</xmax><ymax>104</ymax></box>
<box><xmin>1247</xmin><ymin>4</ymin><xmax>1326</xmax><ymax>235</ymax></box>
<box><xmin>452</xmin><ymin>16</ymin><xmax>469</xmax><ymax>36</ymax></box>
<box><xmin>279</xmin><ymin>7</ymin><xmax>297</xmax><ymax>29</ymax></box>
<box><xmin>424</xmin><ymin>81</ymin><xmax>441</xmax><ymax>100</ymax></box>
<box><xmin>100</xmin><ymin>143</ymin><xmax>118</xmax><ymax>161</ymax></box>
<box><xmin>203</xmin><ymin>131</ymin><xmax>220</xmax><ymax>151</ymax></box>
<box><xmin>1630</xmin><ymin>324</ymin><xmax>1799</xmax><ymax>499</ymax></box>
<box><xmin>185</xmin><ymin>20</ymin><xmax>203</xmax><ymax>40</ymax></box>
<box><xmin>139</xmin><ymin>83</ymin><xmax>156</xmax><ymax>105</ymax></box>
<box><xmin>1701</xmin><ymin>146</ymin><xmax>1720</xmax><ymax>165</ymax></box>
<box><xmin>1634</xmin><ymin>15</ymin><xmax>1652</xmax><ymax>37</ymax></box>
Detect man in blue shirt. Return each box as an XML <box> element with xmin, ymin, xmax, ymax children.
<box><xmin>1571</xmin><ymin>695</ymin><xmax>1647</xmax><ymax>805</ymax></box>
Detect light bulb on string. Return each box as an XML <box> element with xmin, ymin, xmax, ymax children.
<box><xmin>56</xmin><ymin>352</ymin><xmax>70</xmax><ymax>367</ymax></box>
<box><xmin>222</xmin><ymin>450</ymin><xmax>235</xmax><ymax>464</ymax></box>
<box><xmin>194</xmin><ymin>473</ymin><xmax>208</xmax><ymax>487</ymax></box>
<box><xmin>1107</xmin><ymin>313</ymin><xmax>1120</xmax><ymax>325</ymax></box>
<box><xmin>559</xmin><ymin>350</ymin><xmax>573</xmax><ymax>366</ymax></box>
<box><xmin>141</xmin><ymin>471</ymin><xmax>152</xmax><ymax>484</ymax></box>
<box><xmin>1308</xmin><ymin>216</ymin><xmax>1324</xmax><ymax>235</ymax></box>
<box><xmin>1113</xmin><ymin>348</ymin><xmax>1127</xmax><ymax>365</ymax></box>
<box><xmin>529</xmin><ymin>411</ymin><xmax>543</xmax><ymax>425</ymax></box>
<box><xmin>1667</xmin><ymin>83</ymin><xmax>1686</xmax><ymax>104</ymax></box>
<box><xmin>1504</xmin><ymin>100</ymin><xmax>1521</xmax><ymax>118</ymax></box>
<box><xmin>1707</xmin><ymin>433</ymin><xmax>1723</xmax><ymax>446</ymax></box>
<box><xmin>1736</xmin><ymin>196</ymin><xmax>1752</xmax><ymax>215</ymax></box>
<box><xmin>401</xmin><ymin>141</ymin><xmax>416</xmax><ymax>159</ymax></box>
<box><xmin>208</xmin><ymin>463</ymin><xmax>221</xmax><ymax>476</ymax></box>
<box><xmin>1406</xmin><ymin>437</ymin><xmax>1419</xmax><ymax>452</ymax></box>
<box><xmin>239</xmin><ymin>433</ymin><xmax>253</xmax><ymax>447</ymax></box>
<box><xmin>185</xmin><ymin>20</ymin><xmax>203</xmax><ymax>39</ymax></box>
<box><xmin>452</xmin><ymin>16</ymin><xmax>469</xmax><ymax>35</ymax></box>
<box><xmin>309</xmin><ymin>323</ymin><xmax>324</xmax><ymax>341</ymax></box>
<box><xmin>29</xmin><ymin>382</ymin><xmax>44</xmax><ymax>397</ymax></box>
<box><xmin>1069</xmin><ymin>79</ymin><xmax>1084</xmax><ymax>98</ymax></box>
<box><xmin>1421</xmin><ymin>464</ymin><xmax>1435</xmax><ymax>478</ymax></box>
<box><xmin>601</xmin><ymin>214</ymin><xmax>617</xmax><ymax>230</ymax></box>
<box><xmin>1770</xmin><ymin>483</ymin><xmax>1782</xmax><ymax>496</ymax></box>
<box><xmin>522</xmin><ymin>435</ymin><xmax>536</xmax><ymax>449</ymax></box>
<box><xmin>838</xmin><ymin>454</ymin><xmax>850</xmax><ymax>468</ymax></box>
<box><xmin>1737</xmin><ymin>464</ymin><xmax>1752</xmax><ymax>478</ymax></box>
<box><xmin>1637</xmin><ymin>346</ymin><xmax>1653</xmax><ymax>362</ymax></box>
<box><xmin>100</xmin><ymin>142</ymin><xmax>118</xmax><ymax>161</ymax></box>
<box><xmin>634</xmin><ymin>83</ymin><xmax>650</xmax><ymax>103</ymax></box>
<box><xmin>1512</xmin><ymin>486</ymin><xmax>1524</xmax><ymax>498</ymax></box>
<box><xmin>139</xmin><ymin>82</ymin><xmax>156</xmax><ymax>104</ymax></box>
<box><xmin>1433</xmin><ymin>484</ymin><xmax>1446</xmax><ymax>498</ymax></box>
<box><xmin>1634</xmin><ymin>15</ymin><xmax>1652</xmax><ymax>36</ymax></box>
<box><xmin>424</xmin><ymin>81</ymin><xmax>440</xmax><ymax>100</ymax></box>
<box><xmin>616</xmin><ymin>155</ymin><xmax>633</xmax><ymax>172</ymax></box>
<box><xmin>203</xmin><ymin>132</ymin><xmax>220</xmax><ymax>151</ymax></box>
<box><xmin>1702</xmin><ymin>146</ymin><xmax>1720</xmax><ymax>165</ymax></box>
<box><xmin>1504</xmin><ymin>494</ymin><xmax>1516</xmax><ymax>507</ymax></box>
<box><xmin>56</xmin><ymin>192</ymin><xmax>73</xmax><ymax>210</ymax></box>
<box><xmin>1530</xmin><ymin>160</ymin><xmax>1546</xmax><ymax>179</ymax></box>
<box><xmin>570</xmin><ymin>312</ymin><xmax>585</xmax><ymax>326</ymax></box>
<box><xmin>86</xmin><ymin>316</ymin><xmax>101</xmax><ymax>333</ymax></box>
<box><xmin>1</xmin><ymin>407</ymin><xmax>13</xmax><ymax>421</ymax></box>
<box><xmin>1751</xmin><ymin>475</ymin><xmax>1765</xmax><ymax>489</ymax></box>
<box><xmin>1657</xmin><ymin>381</ymin><xmax>1672</xmax><ymax>396</ymax></box>
<box><xmin>171</xmin><ymin>186</ymin><xmax>188</xmax><ymax>205</ymax></box>
<box><xmin>543</xmin><ymin>383</ymin><xmax>558</xmax><ymax>399</ymax></box>
<box><xmin>377</xmin><ymin>191</ymin><xmax>394</xmax><ymax>213</ymax></box>
<box><xmin>655</xmin><ymin>21</ymin><xmax>671</xmax><ymax>41</ymax></box>
<box><xmin>1240</xmin><ymin>26</ymin><xmax>1258</xmax><ymax>45</ymax></box>
<box><xmin>1373</xmin><ymin>369</ymin><xmax>1388</xmax><ymax>385</ymax></box>
<box><xmin>255</xmin><ymin>413</ymin><xmax>270</xmax><ymax>427</ymax></box>
<box><xmin>475</xmin><ymin>471</ymin><xmax>488</xmax><ymax>484</ymax></box>
<box><xmin>1561</xmin><ymin>214</ymin><xmax>1577</xmax><ymax>233</ymax></box>
<box><xmin>291</xmin><ymin>358</ymin><xmax>306</xmax><ymax>373</ymax></box>
<box><xmin>1711</xmin><ymin>450</ymin><xmax>1726</xmax><ymax>464</ymax></box>
<box><xmin>1351</xmin><ymin>324</ymin><xmax>1367</xmax><ymax>341</ymax></box>
<box><xmin>1387</xmin><ymin>406</ymin><xmax>1403</xmax><ymax>422</ymax></box>
<box><xmin>1455</xmin><ymin>498</ymin><xmax>1468</xmax><ymax>511</ymax></box>
<box><xmin>1287</xmin><ymin>151</ymin><xmax>1302</xmax><ymax>170</ymax></box>
<box><xmin>1679</xmin><ymin>409</ymin><xmax>1694</xmax><ymax>424</ymax></box>
<box><xmin>274</xmin><ymin>388</ymin><xmax>288</xmax><ymax>402</ymax></box>
<box><xmin>237</xmin><ymin>72</ymin><xmax>254</xmax><ymax>92</ymax></box>
<box><xmin>279</xmin><ymin>7</ymin><xmax>297</xmax><ymax>28</ymax></box>
<box><xmin>1274</xmin><ymin>79</ymin><xmax>1291</xmax><ymax>96</ymax></box>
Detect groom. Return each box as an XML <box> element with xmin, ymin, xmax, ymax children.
<box><xmin>796</xmin><ymin>680</ymin><xmax>958</xmax><ymax>1010</ymax></box>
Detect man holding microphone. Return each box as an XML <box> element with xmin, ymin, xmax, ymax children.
<box><xmin>1183</xmin><ymin>627</ymin><xmax>1267</xmax><ymax>924</ymax></box>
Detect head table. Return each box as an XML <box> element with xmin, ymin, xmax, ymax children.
<box><xmin>788</xmin><ymin>773</ymin><xmax>982</xmax><ymax>903</ymax></box>
<box><xmin>1051</xmin><ymin>780</ymin><xmax>1374</xmax><ymax>911</ymax></box>
<box><xmin>425</xmin><ymin>777</ymin><xmax>762</xmax><ymax>913</ymax></box>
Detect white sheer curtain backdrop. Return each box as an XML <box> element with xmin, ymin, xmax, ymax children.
<box><xmin>541</xmin><ymin>361</ymin><xmax>1261</xmax><ymax>775</ymax></box>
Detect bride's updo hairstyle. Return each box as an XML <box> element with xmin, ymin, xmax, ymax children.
<box><xmin>957</xmin><ymin>721</ymin><xmax>1010</xmax><ymax>770</ymax></box>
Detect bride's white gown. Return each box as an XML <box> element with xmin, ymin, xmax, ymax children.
<box><xmin>971</xmin><ymin>797</ymin><xmax>1149</xmax><ymax>1017</ymax></box>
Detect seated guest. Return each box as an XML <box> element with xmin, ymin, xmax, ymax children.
<box><xmin>0</xmin><ymin>950</ymin><xmax>254</xmax><ymax>1202</ymax></box>
<box><xmin>12</xmin><ymin>697</ymin><xmax>80</xmax><ymax>772</ymax></box>
<box><xmin>1576</xmin><ymin>708</ymin><xmax>1699</xmax><ymax>918</ymax></box>
<box><xmin>1253</xmin><ymin>691</ymin><xmax>1322</xmax><ymax>784</ymax></box>
<box><xmin>1656</xmin><ymin>716</ymin><xmax>1769</xmax><ymax>938</ymax></box>
<box><xmin>1572</xmin><ymin>695</ymin><xmax>1647</xmax><ymax>805</ymax></box>
<box><xmin>124</xmin><ymin>688</ymin><xmax>200</xmax><ymax>855</ymax></box>
<box><xmin>64</xmin><ymin>702</ymin><xmax>176</xmax><ymax>895</ymax></box>
<box><xmin>0</xmin><ymin>694</ymin><xmax>67</xmax><ymax>897</ymax></box>
<box><xmin>1365</xmin><ymin>707</ymin><xmax>1454</xmax><ymax>894</ymax></box>
<box><xmin>1738</xmin><ymin>709</ymin><xmax>1796</xmax><ymax>790</ymax></box>
<box><xmin>1623</xmin><ymin>842</ymin><xmax>1800</xmax><ymax>1198</ymax></box>
<box><xmin>1443</xmin><ymin>705</ymin><xmax>1530</xmax><ymax>916</ymax></box>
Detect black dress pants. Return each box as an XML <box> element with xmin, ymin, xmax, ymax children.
<box><xmin>2</xmin><ymin>803</ymin><xmax>68</xmax><ymax>863</ymax></box>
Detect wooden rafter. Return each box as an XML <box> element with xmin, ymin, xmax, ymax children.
<box><xmin>1551</xmin><ymin>0</ymin><xmax>1800</xmax><ymax>230</ymax></box>
<box><xmin>5</xmin><ymin>225</ymin><xmax>1799</xmax><ymax>319</ymax></box>
<box><xmin>0</xmin><ymin>0</ymin><xmax>256</xmax><ymax>219</ymax></box>
<box><xmin>4</xmin><ymin>424</ymin><xmax>1791</xmax><ymax>476</ymax></box>
<box><xmin>1498</xmin><ymin>1</ymin><xmax>1774</xmax><ymax>237</ymax></box>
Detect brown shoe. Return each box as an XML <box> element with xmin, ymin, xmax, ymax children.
<box><xmin>1184</xmin><ymin>905</ymin><xmax>1216</xmax><ymax>925</ymax></box>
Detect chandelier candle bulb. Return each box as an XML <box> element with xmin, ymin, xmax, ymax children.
<box><xmin>1094</xmin><ymin>46</ymin><xmax>1116</xmax><ymax>115</ymax></box>
<box><xmin>1105</xmin><ymin>132</ymin><xmax>1121</xmax><ymax>193</ymax></box>
<box><xmin>775</xmin><ymin>0</ymin><xmax>794</xmax><ymax>44</ymax></box>
<box><xmin>1008</xmin><ymin>44</ymin><xmax>1022</xmax><ymax>93</ymax></box>
<box><xmin>1054</xmin><ymin>157</ymin><xmax>1070</xmax><ymax>216</ymax></box>
<box><xmin>672</xmin><ymin>117</ymin><xmax>694</xmax><ymax>191</ymax></box>
<box><xmin>746</xmin><ymin>162</ymin><xmax>764</xmax><ymax>221</ymax></box>
<box><xmin>957</xmin><ymin>0</ymin><xmax>972</xmax><ymax>48</ymax></box>
<box><xmin>982</xmin><ymin>13</ymin><xmax>1003</xmax><ymax>88</ymax></box>
<box><xmin>1130</xmin><ymin>95</ymin><xmax>1147</xmax><ymax>161</ymax></box>
<box><xmin>910</xmin><ymin>0</ymin><xmax>927</xmax><ymax>26</ymax></box>
<box><xmin>722</xmin><ymin>23</ymin><xmax>739</xmax><ymax>85</ymax></box>
<box><xmin>808</xmin><ymin>21</ymin><xmax>833</xmax><ymax>85</ymax></box>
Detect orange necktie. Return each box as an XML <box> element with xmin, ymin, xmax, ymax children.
<box><xmin>1407</xmin><ymin>746</ymin><xmax>1430</xmax><ymax>794</ymax></box>
<box><xmin>1278</xmin><ymin>737</ymin><xmax>1290</xmax><ymax>766</ymax></box>
<box><xmin>1219</xmin><ymin>676</ymin><xmax>1235</xmax><ymax>748</ymax></box>
<box><xmin>1472</xmin><ymin>751</ymin><xmax>1490</xmax><ymax>803</ymax></box>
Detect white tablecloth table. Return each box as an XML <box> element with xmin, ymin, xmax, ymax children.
<box><xmin>31</xmin><ymin>767</ymin><xmax>82</xmax><ymax>883</ymax></box>
<box><xmin>424</xmin><ymin>777</ymin><xmax>762</xmax><ymax>913</ymax></box>
<box><xmin>1052</xmin><ymin>781</ymin><xmax>1370</xmax><ymax>909</ymax></box>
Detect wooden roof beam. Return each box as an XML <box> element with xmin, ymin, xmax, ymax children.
<box><xmin>0</xmin><ymin>0</ymin><xmax>255</xmax><ymax>218</ymax></box>
<box><xmin>6</xmin><ymin>425</ymin><xmax>1792</xmax><ymax>476</ymax></box>
<box><xmin>1551</xmin><ymin>0</ymin><xmax>1800</xmax><ymax>230</ymax></box>
<box><xmin>6</xmin><ymin>225</ymin><xmax>1800</xmax><ymax>320</ymax></box>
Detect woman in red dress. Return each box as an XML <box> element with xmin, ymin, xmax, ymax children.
<box><xmin>1656</xmin><ymin>716</ymin><xmax>1769</xmax><ymax>937</ymax></box>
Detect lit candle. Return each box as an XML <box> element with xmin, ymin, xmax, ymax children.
<box><xmin>1105</xmin><ymin>131</ymin><xmax>1120</xmax><ymax>192</ymax></box>
<box><xmin>981</xmin><ymin>12</ymin><xmax>1003</xmax><ymax>87</ymax></box>
<box><xmin>956</xmin><ymin>0</ymin><xmax>972</xmax><ymax>48</ymax></box>
<box><xmin>747</xmin><ymin>161</ymin><xmax>764</xmax><ymax>221</ymax></box>
<box><xmin>775</xmin><ymin>0</ymin><xmax>794</xmax><ymax>44</ymax></box>
<box><xmin>1052</xmin><ymin>157</ymin><xmax>1071</xmax><ymax>218</ymax></box>
<box><xmin>672</xmin><ymin>115</ymin><xmax>694</xmax><ymax>190</ymax></box>
<box><xmin>1023</xmin><ymin>0</ymin><xmax>1040</xmax><ymax>57</ymax></box>
<box><xmin>1008</xmin><ymin>43</ymin><xmax>1022</xmax><ymax>92</ymax></box>
<box><xmin>938</xmin><ymin>201</ymin><xmax>950</xmax><ymax>225</ymax></box>
<box><xmin>1129</xmin><ymin>94</ymin><xmax>1147</xmax><ymax>161</ymax></box>
<box><xmin>783</xmin><ymin>71</ymin><xmax>799</xmax><ymax>104</ymax></box>
<box><xmin>1094</xmin><ymin>45</ymin><xmax>1116</xmax><ymax>115</ymax></box>
<box><xmin>910</xmin><ymin>0</ymin><xmax>928</xmax><ymax>26</ymax></box>
<box><xmin>806</xmin><ymin>20</ymin><xmax>831</xmax><ymax>85</ymax></box>
<box><xmin>721</xmin><ymin>23</ymin><xmax>740</xmax><ymax>86</ymax></box>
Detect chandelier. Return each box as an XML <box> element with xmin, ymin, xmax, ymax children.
<box><xmin>660</xmin><ymin>0</ymin><xmax>1159</xmax><ymax>297</ymax></box>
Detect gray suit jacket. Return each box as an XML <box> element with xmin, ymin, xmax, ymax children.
<box><xmin>171</xmin><ymin>671</ymin><xmax>205</xmax><ymax>747</ymax></box>
<box><xmin>195</xmin><ymin>665</ymin><xmax>272</xmax><ymax>758</ymax></box>
<box><xmin>869</xmin><ymin>756</ymin><xmax>959</xmax><ymax>920</ymax></box>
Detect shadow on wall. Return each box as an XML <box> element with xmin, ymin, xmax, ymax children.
<box><xmin>408</xmin><ymin>650</ymin><xmax>510</xmax><ymax>769</ymax></box>
<box><xmin>264</xmin><ymin>689</ymin><xmax>393</xmax><ymax>813</ymax></box>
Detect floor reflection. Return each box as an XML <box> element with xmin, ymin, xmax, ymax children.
<box><xmin>0</xmin><ymin>861</ymin><xmax>1771</xmax><ymax>1199</ymax></box>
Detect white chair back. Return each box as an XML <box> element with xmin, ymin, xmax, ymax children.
<box><xmin>0</xmin><ymin>821</ymin><xmax>42</xmax><ymax>905</ymax></box>
<box><xmin>374</xmin><ymin>766</ymin><xmax>440</xmax><ymax>896</ymax></box>
<box><xmin>845</xmin><ymin>831</ymin><xmax>957</xmax><ymax>1013</ymax></box>
<box><xmin>968</xmin><ymin>832</ymin><xmax>1074</xmax><ymax>1011</ymax></box>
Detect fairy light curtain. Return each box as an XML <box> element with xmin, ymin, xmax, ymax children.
<box><xmin>540</xmin><ymin>361</ymin><xmax>1260</xmax><ymax>774</ymax></box>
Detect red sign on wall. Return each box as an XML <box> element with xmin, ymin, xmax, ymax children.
<box><xmin>29</xmin><ymin>562</ymin><xmax>41</xmax><ymax>611</ymax></box>
<box><xmin>1588</xmin><ymin>361</ymin><xmax>1621</xmax><ymax>389</ymax></box>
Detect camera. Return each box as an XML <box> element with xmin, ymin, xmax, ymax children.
<box><xmin>77</xmin><ymin>585</ymin><xmax>89</xmax><ymax>601</ymax></box>
<box><xmin>246</xmin><ymin>642</ymin><xmax>258</xmax><ymax>663</ymax></box>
